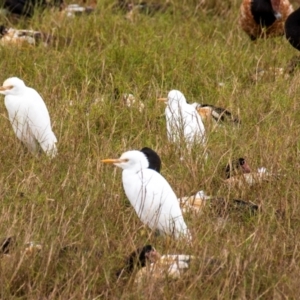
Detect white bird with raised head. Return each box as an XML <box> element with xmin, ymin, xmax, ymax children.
<box><xmin>158</xmin><ymin>90</ymin><xmax>206</xmax><ymax>148</ymax></box>
<box><xmin>102</xmin><ymin>150</ymin><xmax>191</xmax><ymax>241</ymax></box>
<box><xmin>0</xmin><ymin>77</ymin><xmax>57</xmax><ymax>157</ymax></box>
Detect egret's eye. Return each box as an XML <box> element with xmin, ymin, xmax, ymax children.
<box><xmin>120</xmin><ymin>158</ymin><xmax>129</xmax><ymax>163</ymax></box>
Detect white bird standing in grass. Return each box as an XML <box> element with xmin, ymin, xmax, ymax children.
<box><xmin>0</xmin><ymin>77</ymin><xmax>57</xmax><ymax>157</ymax></box>
<box><xmin>158</xmin><ymin>90</ymin><xmax>206</xmax><ymax>148</ymax></box>
<box><xmin>102</xmin><ymin>150</ymin><xmax>191</xmax><ymax>241</ymax></box>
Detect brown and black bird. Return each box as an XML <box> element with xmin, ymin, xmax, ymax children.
<box><xmin>116</xmin><ymin>245</ymin><xmax>196</xmax><ymax>284</ymax></box>
<box><xmin>191</xmin><ymin>103</ymin><xmax>241</xmax><ymax>125</ymax></box>
<box><xmin>0</xmin><ymin>25</ymin><xmax>53</xmax><ymax>46</ymax></box>
<box><xmin>178</xmin><ymin>191</ymin><xmax>258</xmax><ymax>215</ymax></box>
<box><xmin>224</xmin><ymin>157</ymin><xmax>280</xmax><ymax>187</ymax></box>
<box><xmin>239</xmin><ymin>0</ymin><xmax>293</xmax><ymax>40</ymax></box>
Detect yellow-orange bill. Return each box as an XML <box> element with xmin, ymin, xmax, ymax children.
<box><xmin>101</xmin><ymin>159</ymin><xmax>119</xmax><ymax>164</ymax></box>
<box><xmin>157</xmin><ymin>97</ymin><xmax>167</xmax><ymax>102</ymax></box>
<box><xmin>0</xmin><ymin>85</ymin><xmax>13</xmax><ymax>91</ymax></box>
<box><xmin>101</xmin><ymin>158</ymin><xmax>128</xmax><ymax>164</ymax></box>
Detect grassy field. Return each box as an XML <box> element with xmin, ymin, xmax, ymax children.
<box><xmin>0</xmin><ymin>0</ymin><xmax>300</xmax><ymax>298</ymax></box>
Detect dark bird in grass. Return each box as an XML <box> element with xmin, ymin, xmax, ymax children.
<box><xmin>0</xmin><ymin>236</ymin><xmax>41</xmax><ymax>257</ymax></box>
<box><xmin>0</xmin><ymin>25</ymin><xmax>54</xmax><ymax>46</ymax></box>
<box><xmin>191</xmin><ymin>103</ymin><xmax>241</xmax><ymax>125</ymax></box>
<box><xmin>116</xmin><ymin>245</ymin><xmax>159</xmax><ymax>278</ymax></box>
<box><xmin>225</xmin><ymin>158</ymin><xmax>252</xmax><ymax>179</ymax></box>
<box><xmin>179</xmin><ymin>190</ymin><xmax>258</xmax><ymax>215</ymax></box>
<box><xmin>2</xmin><ymin>0</ymin><xmax>63</xmax><ymax>17</ymax></box>
<box><xmin>0</xmin><ymin>236</ymin><xmax>15</xmax><ymax>255</ymax></box>
<box><xmin>140</xmin><ymin>147</ymin><xmax>162</xmax><ymax>173</ymax></box>
<box><xmin>117</xmin><ymin>245</ymin><xmax>223</xmax><ymax>285</ymax></box>
<box><xmin>224</xmin><ymin>157</ymin><xmax>280</xmax><ymax>187</ymax></box>
<box><xmin>117</xmin><ymin>245</ymin><xmax>198</xmax><ymax>284</ymax></box>
<box><xmin>285</xmin><ymin>7</ymin><xmax>300</xmax><ymax>51</ymax></box>
<box><xmin>239</xmin><ymin>0</ymin><xmax>293</xmax><ymax>40</ymax></box>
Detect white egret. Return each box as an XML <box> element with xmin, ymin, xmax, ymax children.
<box><xmin>101</xmin><ymin>150</ymin><xmax>191</xmax><ymax>240</ymax></box>
<box><xmin>0</xmin><ymin>77</ymin><xmax>57</xmax><ymax>157</ymax></box>
<box><xmin>158</xmin><ymin>90</ymin><xmax>206</xmax><ymax>148</ymax></box>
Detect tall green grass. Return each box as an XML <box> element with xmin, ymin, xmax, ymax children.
<box><xmin>0</xmin><ymin>0</ymin><xmax>300</xmax><ymax>298</ymax></box>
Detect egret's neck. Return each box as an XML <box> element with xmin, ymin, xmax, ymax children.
<box><xmin>122</xmin><ymin>167</ymin><xmax>147</xmax><ymax>180</ymax></box>
<box><xmin>168</xmin><ymin>99</ymin><xmax>185</xmax><ymax>111</ymax></box>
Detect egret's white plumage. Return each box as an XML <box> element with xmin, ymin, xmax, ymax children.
<box><xmin>0</xmin><ymin>77</ymin><xmax>57</xmax><ymax>157</ymax></box>
<box><xmin>159</xmin><ymin>90</ymin><xmax>206</xmax><ymax>147</ymax></box>
<box><xmin>102</xmin><ymin>150</ymin><xmax>191</xmax><ymax>240</ymax></box>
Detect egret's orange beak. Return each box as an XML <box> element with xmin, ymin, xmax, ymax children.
<box><xmin>101</xmin><ymin>158</ymin><xmax>128</xmax><ymax>164</ymax></box>
<box><xmin>157</xmin><ymin>97</ymin><xmax>167</xmax><ymax>102</ymax></box>
<box><xmin>0</xmin><ymin>85</ymin><xmax>13</xmax><ymax>91</ymax></box>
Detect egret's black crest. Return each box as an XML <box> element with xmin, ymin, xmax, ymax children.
<box><xmin>140</xmin><ymin>147</ymin><xmax>162</xmax><ymax>173</ymax></box>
